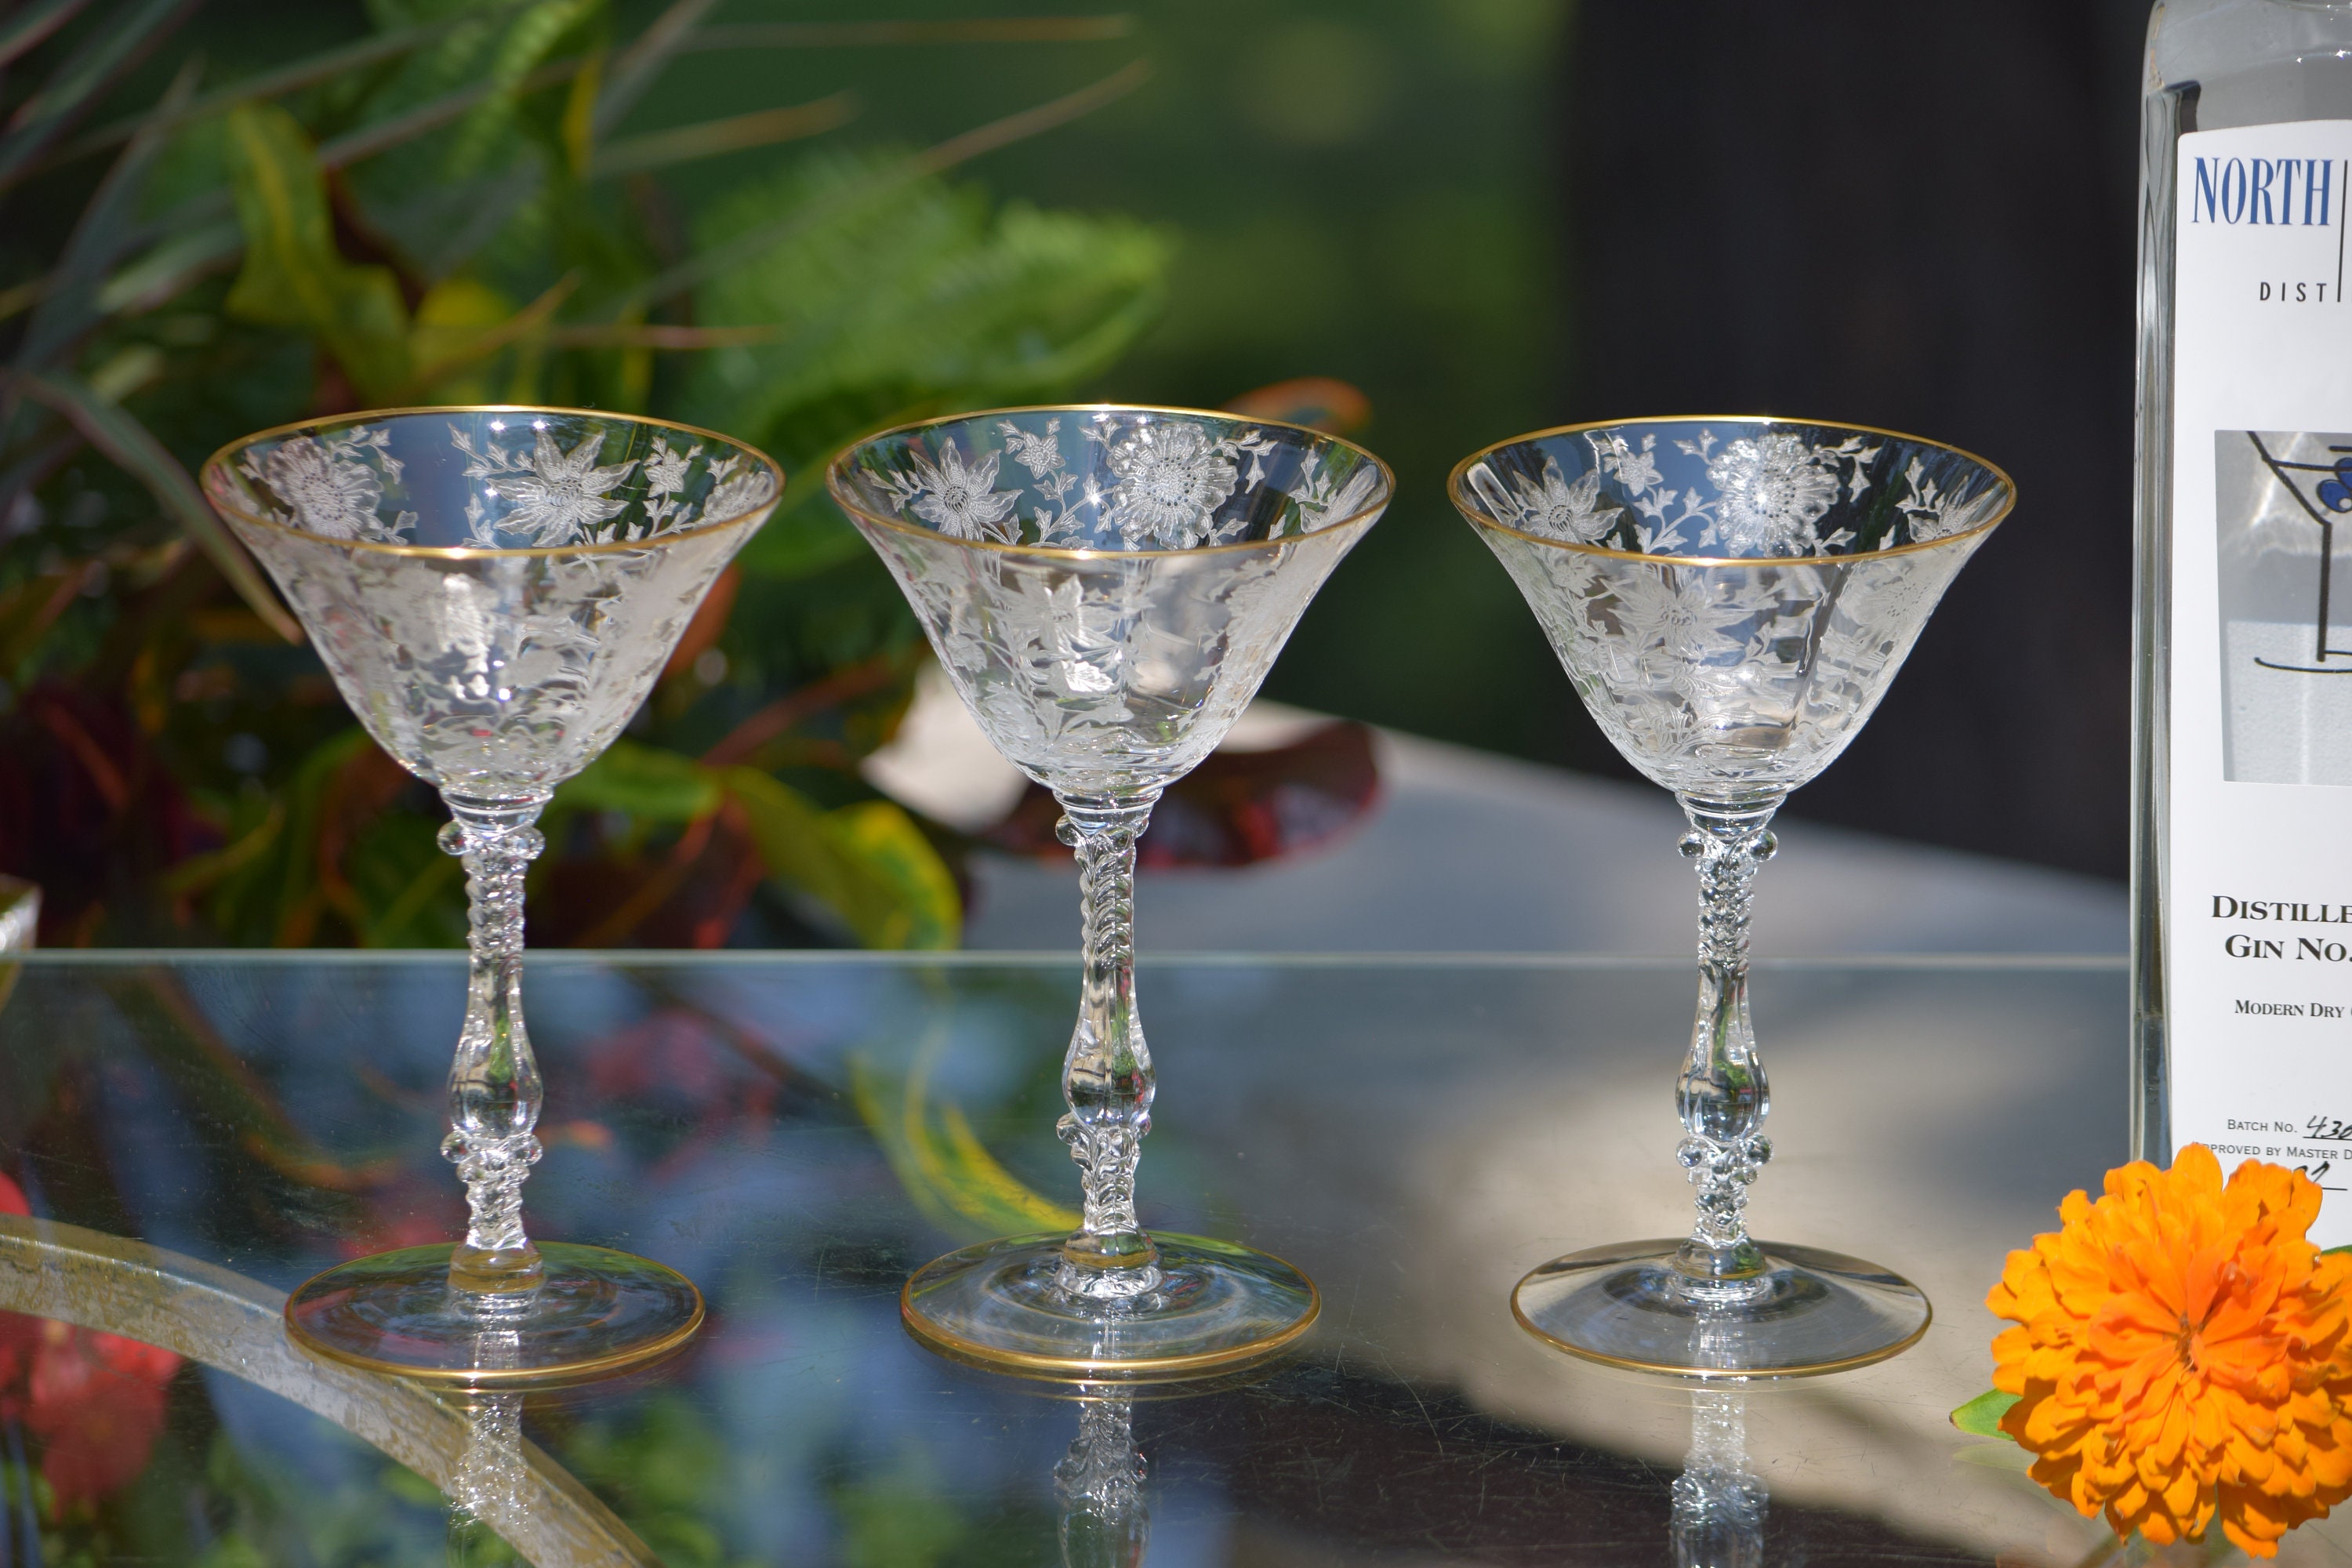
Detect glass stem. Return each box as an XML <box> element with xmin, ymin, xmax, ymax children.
<box><xmin>1672</xmin><ymin>795</ymin><xmax>1780</xmax><ymax>1287</ymax></box>
<box><xmin>1054</xmin><ymin>793</ymin><xmax>1162</xmax><ymax>1298</ymax></box>
<box><xmin>1672</xmin><ymin>1389</ymin><xmax>1766</xmax><ymax>1568</ymax></box>
<box><xmin>1055</xmin><ymin>1393</ymin><xmax>1149</xmax><ymax>1568</ymax></box>
<box><xmin>439</xmin><ymin>796</ymin><xmax>549</xmax><ymax>1294</ymax></box>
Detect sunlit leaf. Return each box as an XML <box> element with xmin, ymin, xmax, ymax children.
<box><xmin>1951</xmin><ymin>1389</ymin><xmax>2020</xmax><ymax>1439</ymax></box>
<box><xmin>722</xmin><ymin>766</ymin><xmax>960</xmax><ymax>949</ymax></box>
<box><xmin>849</xmin><ymin>1051</ymin><xmax>1076</xmax><ymax>1240</ymax></box>
<box><xmin>395</xmin><ymin>271</ymin><xmax>573</xmax><ymax>402</ymax></box>
<box><xmin>220</xmin><ymin>101</ymin><xmax>412</xmax><ymax>400</ymax></box>
<box><xmin>825</xmin><ymin>799</ymin><xmax>959</xmax><ymax>949</ymax></box>
<box><xmin>679</xmin><ymin>145</ymin><xmax>1169</xmax><ymax>478</ymax></box>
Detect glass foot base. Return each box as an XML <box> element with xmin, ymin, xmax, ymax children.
<box><xmin>902</xmin><ymin>1232</ymin><xmax>1319</xmax><ymax>1381</ymax></box>
<box><xmin>1512</xmin><ymin>1238</ymin><xmax>1931</xmax><ymax>1378</ymax></box>
<box><xmin>285</xmin><ymin>1242</ymin><xmax>704</xmax><ymax>1388</ymax></box>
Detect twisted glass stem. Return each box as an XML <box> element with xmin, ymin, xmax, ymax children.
<box><xmin>448</xmin><ymin>1325</ymin><xmax>528</xmax><ymax>1559</ymax></box>
<box><xmin>1055</xmin><ymin>1394</ymin><xmax>1149</xmax><ymax>1568</ymax></box>
<box><xmin>439</xmin><ymin>797</ymin><xmax>549</xmax><ymax>1294</ymax></box>
<box><xmin>1673</xmin><ymin>796</ymin><xmax>1779</xmax><ymax>1287</ymax></box>
<box><xmin>1054</xmin><ymin>793</ymin><xmax>1161</xmax><ymax>1298</ymax></box>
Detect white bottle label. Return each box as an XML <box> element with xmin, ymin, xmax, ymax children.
<box><xmin>2170</xmin><ymin>121</ymin><xmax>2352</xmax><ymax>1238</ymax></box>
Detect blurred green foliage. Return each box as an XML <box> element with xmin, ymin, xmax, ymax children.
<box><xmin>645</xmin><ymin>0</ymin><xmax>1580</xmax><ymax>764</ymax></box>
<box><xmin>0</xmin><ymin>0</ymin><xmax>1174</xmax><ymax>949</ymax></box>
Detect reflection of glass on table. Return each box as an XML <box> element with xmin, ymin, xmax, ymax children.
<box><xmin>0</xmin><ymin>953</ymin><xmax>2215</xmax><ymax>1566</ymax></box>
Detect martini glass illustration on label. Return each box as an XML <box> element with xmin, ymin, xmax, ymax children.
<box><xmin>203</xmin><ymin>407</ymin><xmax>779</xmax><ymax>1384</ymax></box>
<box><xmin>2216</xmin><ymin>430</ymin><xmax>2352</xmax><ymax>785</ymax></box>
<box><xmin>1450</xmin><ymin>416</ymin><xmax>2013</xmax><ymax>1376</ymax></box>
<box><xmin>831</xmin><ymin>405</ymin><xmax>1391</xmax><ymax>1377</ymax></box>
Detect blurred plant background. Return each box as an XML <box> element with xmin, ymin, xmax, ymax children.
<box><xmin>0</xmin><ymin>0</ymin><xmax>1570</xmax><ymax>949</ymax></box>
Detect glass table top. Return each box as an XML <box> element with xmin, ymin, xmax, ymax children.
<box><xmin>0</xmin><ymin>950</ymin><xmax>2256</xmax><ymax>1566</ymax></box>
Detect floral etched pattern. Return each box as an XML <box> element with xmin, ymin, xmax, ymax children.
<box><xmin>456</xmin><ymin>426</ymin><xmax>635</xmax><ymax>546</ymax></box>
<box><xmin>221</xmin><ymin>410</ymin><xmax>778</xmax><ymax>554</ymax></box>
<box><xmin>844</xmin><ymin>408</ymin><xmax>1382</xmax><ymax>555</ymax></box>
<box><xmin>205</xmin><ymin>411</ymin><xmax>780</xmax><ymax>800</ymax></box>
<box><xmin>1454</xmin><ymin>419</ymin><xmax>2011</xmax><ymax>801</ymax></box>
<box><xmin>835</xmin><ymin>410</ymin><xmax>1392</xmax><ymax>797</ymax></box>
<box><xmin>238</xmin><ymin>425</ymin><xmax>416</xmax><ymax>544</ymax></box>
<box><xmin>1465</xmin><ymin>421</ymin><xmax>2007</xmax><ymax>560</ymax></box>
<box><xmin>904</xmin><ymin>442</ymin><xmax>1021</xmax><ymax>543</ymax></box>
<box><xmin>1098</xmin><ymin>419</ymin><xmax>1243</xmax><ymax>547</ymax></box>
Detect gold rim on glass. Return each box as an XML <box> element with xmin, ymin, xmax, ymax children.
<box><xmin>201</xmin><ymin>403</ymin><xmax>786</xmax><ymax>559</ymax></box>
<box><xmin>281</xmin><ymin>1262</ymin><xmax>708</xmax><ymax>1390</ymax></box>
<box><xmin>1446</xmin><ymin>412</ymin><xmax>2017</xmax><ymax>568</ymax></box>
<box><xmin>826</xmin><ymin>401</ymin><xmax>1395</xmax><ymax>561</ymax></box>
<box><xmin>1507</xmin><ymin>1250</ymin><xmax>1935</xmax><ymax>1380</ymax></box>
<box><xmin>898</xmin><ymin>1238</ymin><xmax>1323</xmax><ymax>1382</ymax></box>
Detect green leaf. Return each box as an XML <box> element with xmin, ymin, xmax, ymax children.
<box><xmin>827</xmin><ymin>799</ymin><xmax>960</xmax><ymax>949</ymax></box>
<box><xmin>622</xmin><ymin>60</ymin><xmax>1150</xmax><ymax>318</ymax></box>
<box><xmin>93</xmin><ymin>219</ymin><xmax>242</xmax><ymax>316</ymax></box>
<box><xmin>552</xmin><ymin>739</ymin><xmax>720</xmax><ymax>822</ymax></box>
<box><xmin>11</xmin><ymin>369</ymin><xmax>298</xmax><ymax>641</ymax></box>
<box><xmin>848</xmin><ymin>1052</ymin><xmax>1077</xmax><ymax>1242</ymax></box>
<box><xmin>1951</xmin><ymin>1388</ymin><xmax>2020</xmax><ymax>1439</ymax></box>
<box><xmin>721</xmin><ymin>766</ymin><xmax>960</xmax><ymax>949</ymax></box>
<box><xmin>0</xmin><ymin>0</ymin><xmax>89</xmax><ymax>73</ymax></box>
<box><xmin>592</xmin><ymin>0</ymin><xmax>715</xmax><ymax>137</ymax></box>
<box><xmin>677</xmin><ymin>147</ymin><xmax>1170</xmax><ymax>472</ymax></box>
<box><xmin>394</xmin><ymin>270</ymin><xmax>574</xmax><ymax>401</ymax></box>
<box><xmin>19</xmin><ymin>56</ymin><xmax>202</xmax><ymax>369</ymax></box>
<box><xmin>42</xmin><ymin>2</ymin><xmax>543</xmax><ymax>172</ymax></box>
<box><xmin>0</xmin><ymin>0</ymin><xmax>192</xmax><ymax>191</ymax></box>
<box><xmin>441</xmin><ymin>0</ymin><xmax>603</xmax><ymax>178</ymax></box>
<box><xmin>221</xmin><ymin>101</ymin><xmax>412</xmax><ymax>401</ymax></box>
<box><xmin>588</xmin><ymin>90</ymin><xmax>855</xmax><ymax>180</ymax></box>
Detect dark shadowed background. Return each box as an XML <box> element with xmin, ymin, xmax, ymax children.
<box><xmin>1559</xmin><ymin>1</ymin><xmax>2148</xmax><ymax>877</ymax></box>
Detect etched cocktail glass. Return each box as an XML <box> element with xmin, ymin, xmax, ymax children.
<box><xmin>202</xmin><ymin>406</ymin><xmax>779</xmax><ymax>1384</ymax></box>
<box><xmin>830</xmin><ymin>405</ymin><xmax>1392</xmax><ymax>1377</ymax></box>
<box><xmin>1450</xmin><ymin>416</ymin><xmax>2014</xmax><ymax>1376</ymax></box>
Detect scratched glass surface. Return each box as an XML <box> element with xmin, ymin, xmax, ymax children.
<box><xmin>0</xmin><ymin>950</ymin><xmax>2264</xmax><ymax>1567</ymax></box>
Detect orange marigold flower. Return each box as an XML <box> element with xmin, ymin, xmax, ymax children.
<box><xmin>1987</xmin><ymin>1144</ymin><xmax>2352</xmax><ymax>1557</ymax></box>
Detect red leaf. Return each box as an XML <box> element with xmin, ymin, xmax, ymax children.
<box><xmin>989</xmin><ymin>720</ymin><xmax>1381</xmax><ymax>869</ymax></box>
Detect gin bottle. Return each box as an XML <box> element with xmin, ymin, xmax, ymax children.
<box><xmin>2135</xmin><ymin>0</ymin><xmax>2352</xmax><ymax>1232</ymax></box>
